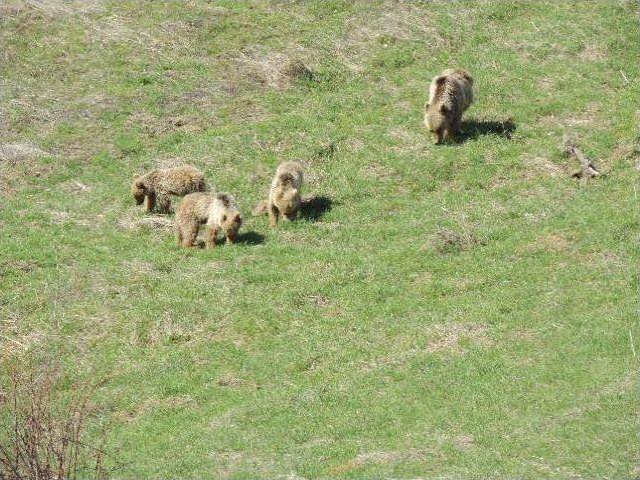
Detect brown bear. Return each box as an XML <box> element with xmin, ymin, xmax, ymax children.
<box><xmin>176</xmin><ymin>192</ymin><xmax>242</xmax><ymax>248</ymax></box>
<box><xmin>132</xmin><ymin>166</ymin><xmax>207</xmax><ymax>214</ymax></box>
<box><xmin>266</xmin><ymin>161</ymin><xmax>304</xmax><ymax>226</ymax></box>
<box><xmin>424</xmin><ymin>69</ymin><xmax>474</xmax><ymax>144</ymax></box>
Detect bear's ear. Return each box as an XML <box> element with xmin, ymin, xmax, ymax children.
<box><xmin>234</xmin><ymin>214</ymin><xmax>241</xmax><ymax>223</ymax></box>
<box><xmin>135</xmin><ymin>180</ymin><xmax>145</xmax><ymax>189</ymax></box>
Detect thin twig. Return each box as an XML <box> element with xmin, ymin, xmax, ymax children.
<box><xmin>619</xmin><ymin>70</ymin><xmax>630</xmax><ymax>85</ymax></box>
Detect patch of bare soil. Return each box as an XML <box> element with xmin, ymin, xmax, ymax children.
<box><xmin>23</xmin><ymin>0</ymin><xmax>105</xmax><ymax>16</ymax></box>
<box><xmin>116</xmin><ymin>212</ymin><xmax>174</xmax><ymax>232</ymax></box>
<box><xmin>233</xmin><ymin>47</ymin><xmax>314</xmax><ymax>90</ymax></box>
<box><xmin>0</xmin><ymin>143</ymin><xmax>49</xmax><ymax>164</ymax></box>
<box><xmin>426</xmin><ymin>322</ymin><xmax>492</xmax><ymax>354</ymax></box>
<box><xmin>361</xmin><ymin>322</ymin><xmax>492</xmax><ymax>372</ymax></box>
<box><xmin>331</xmin><ymin>448</ymin><xmax>441</xmax><ymax>475</ymax></box>
<box><xmin>517</xmin><ymin>232</ymin><xmax>573</xmax><ymax>256</ymax></box>
<box><xmin>338</xmin><ymin>1</ymin><xmax>444</xmax><ymax>71</ymax></box>
<box><xmin>454</xmin><ymin>434</ymin><xmax>475</xmax><ymax>449</ymax></box>
<box><xmin>126</xmin><ymin>112</ymin><xmax>204</xmax><ymax>137</ymax></box>
<box><xmin>0</xmin><ymin>143</ymin><xmax>53</xmax><ymax>196</ymax></box>
<box><xmin>579</xmin><ymin>44</ymin><xmax>607</xmax><ymax>61</ymax></box>
<box><xmin>521</xmin><ymin>155</ymin><xmax>564</xmax><ymax>180</ymax></box>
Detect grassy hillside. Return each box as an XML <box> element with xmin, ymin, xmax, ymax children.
<box><xmin>1</xmin><ymin>0</ymin><xmax>638</xmax><ymax>478</ymax></box>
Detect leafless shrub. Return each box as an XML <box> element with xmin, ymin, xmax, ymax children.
<box><xmin>0</xmin><ymin>362</ymin><xmax>108</xmax><ymax>480</ymax></box>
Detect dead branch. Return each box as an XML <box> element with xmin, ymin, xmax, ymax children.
<box><xmin>562</xmin><ymin>135</ymin><xmax>601</xmax><ymax>183</ymax></box>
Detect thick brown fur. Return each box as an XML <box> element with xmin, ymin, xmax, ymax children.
<box><xmin>266</xmin><ymin>161</ymin><xmax>303</xmax><ymax>226</ymax></box>
<box><xmin>176</xmin><ymin>192</ymin><xmax>242</xmax><ymax>248</ymax></box>
<box><xmin>132</xmin><ymin>166</ymin><xmax>207</xmax><ymax>214</ymax></box>
<box><xmin>424</xmin><ymin>69</ymin><xmax>474</xmax><ymax>144</ymax></box>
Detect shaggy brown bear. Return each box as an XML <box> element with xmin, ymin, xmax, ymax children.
<box><xmin>424</xmin><ymin>69</ymin><xmax>474</xmax><ymax>144</ymax></box>
<box><xmin>266</xmin><ymin>161</ymin><xmax>304</xmax><ymax>226</ymax></box>
<box><xmin>176</xmin><ymin>192</ymin><xmax>242</xmax><ymax>248</ymax></box>
<box><xmin>132</xmin><ymin>166</ymin><xmax>207</xmax><ymax>214</ymax></box>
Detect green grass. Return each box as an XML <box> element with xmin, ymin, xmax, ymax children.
<box><xmin>1</xmin><ymin>0</ymin><xmax>639</xmax><ymax>478</ymax></box>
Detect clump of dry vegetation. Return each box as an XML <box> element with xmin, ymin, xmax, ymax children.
<box><xmin>234</xmin><ymin>47</ymin><xmax>314</xmax><ymax>89</ymax></box>
<box><xmin>429</xmin><ymin>228</ymin><xmax>485</xmax><ymax>254</ymax></box>
<box><xmin>116</xmin><ymin>212</ymin><xmax>175</xmax><ymax>232</ymax></box>
<box><xmin>0</xmin><ymin>143</ymin><xmax>50</xmax><ymax>164</ymax></box>
<box><xmin>0</xmin><ymin>362</ymin><xmax>108</xmax><ymax>480</ymax></box>
<box><xmin>426</xmin><ymin>322</ymin><xmax>492</xmax><ymax>354</ymax></box>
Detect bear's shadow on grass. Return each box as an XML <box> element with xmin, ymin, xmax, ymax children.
<box><xmin>235</xmin><ymin>231</ymin><xmax>265</xmax><ymax>245</ymax></box>
<box><xmin>300</xmin><ymin>195</ymin><xmax>333</xmax><ymax>222</ymax></box>
<box><xmin>458</xmin><ymin>119</ymin><xmax>516</xmax><ymax>142</ymax></box>
<box><xmin>194</xmin><ymin>231</ymin><xmax>265</xmax><ymax>248</ymax></box>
